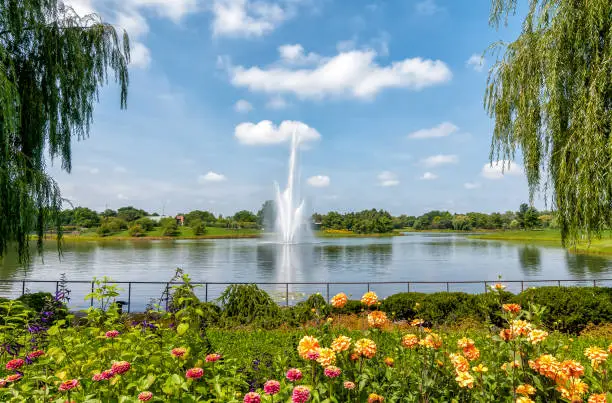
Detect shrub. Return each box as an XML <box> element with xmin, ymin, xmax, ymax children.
<box><xmin>128</xmin><ymin>224</ymin><xmax>146</xmax><ymax>237</ymax></box>
<box><xmin>161</xmin><ymin>219</ymin><xmax>179</xmax><ymax>236</ymax></box>
<box><xmin>331</xmin><ymin>299</ymin><xmax>364</xmax><ymax>315</ymax></box>
<box><xmin>135</xmin><ymin>217</ymin><xmax>157</xmax><ymax>231</ymax></box>
<box><xmin>380</xmin><ymin>292</ymin><xmax>426</xmax><ymax>320</ymax></box>
<box><xmin>190</xmin><ymin>219</ymin><xmax>207</xmax><ymax>236</ymax></box>
<box><xmin>291</xmin><ymin>293</ymin><xmax>330</xmax><ymax>323</ymax></box>
<box><xmin>218</xmin><ymin>284</ymin><xmax>282</xmax><ymax>328</ymax></box>
<box><xmin>16</xmin><ymin>292</ymin><xmax>53</xmax><ymax>313</ymax></box>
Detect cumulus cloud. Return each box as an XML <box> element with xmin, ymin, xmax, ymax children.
<box><xmin>481</xmin><ymin>160</ymin><xmax>524</xmax><ymax>180</ymax></box>
<box><xmin>408</xmin><ymin>122</ymin><xmax>458</xmax><ymax>139</ymax></box>
<box><xmin>378</xmin><ymin>171</ymin><xmax>399</xmax><ymax>187</ymax></box>
<box><xmin>466</xmin><ymin>53</ymin><xmax>485</xmax><ymax>72</ymax></box>
<box><xmin>235</xmin><ymin>120</ymin><xmax>321</xmax><ymax>145</ymax></box>
<box><xmin>420</xmin><ymin>172</ymin><xmax>438</xmax><ymax>180</ymax></box>
<box><xmin>278</xmin><ymin>44</ymin><xmax>321</xmax><ymax>65</ymax></box>
<box><xmin>464</xmin><ymin>182</ymin><xmax>481</xmax><ymax>189</ymax></box>
<box><xmin>421</xmin><ymin>154</ymin><xmax>458</xmax><ymax>167</ymax></box>
<box><xmin>228</xmin><ymin>45</ymin><xmax>452</xmax><ymax>100</ymax></box>
<box><xmin>198</xmin><ymin>171</ymin><xmax>227</xmax><ymax>183</ymax></box>
<box><xmin>234</xmin><ymin>99</ymin><xmax>253</xmax><ymax>112</ymax></box>
<box><xmin>212</xmin><ymin>0</ymin><xmax>301</xmax><ymax>37</ymax></box>
<box><xmin>307</xmin><ymin>175</ymin><xmax>330</xmax><ymax>187</ymax></box>
<box><xmin>415</xmin><ymin>0</ymin><xmax>442</xmax><ymax>15</ymax></box>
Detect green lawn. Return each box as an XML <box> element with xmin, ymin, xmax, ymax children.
<box><xmin>59</xmin><ymin>226</ymin><xmax>262</xmax><ymax>241</ymax></box>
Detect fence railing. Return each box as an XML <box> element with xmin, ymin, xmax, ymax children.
<box><xmin>0</xmin><ymin>278</ymin><xmax>610</xmax><ymax>313</ymax></box>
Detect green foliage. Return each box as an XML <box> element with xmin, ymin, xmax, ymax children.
<box><xmin>184</xmin><ymin>210</ymin><xmax>216</xmax><ymax>225</ymax></box>
<box><xmin>0</xmin><ymin>0</ymin><xmax>130</xmax><ymax>262</ymax></box>
<box><xmin>487</xmin><ymin>0</ymin><xmax>612</xmax><ymax>245</ymax></box>
<box><xmin>190</xmin><ymin>219</ymin><xmax>207</xmax><ymax>236</ymax></box>
<box><xmin>97</xmin><ymin>217</ymin><xmax>128</xmax><ymax>236</ymax></box>
<box><xmin>232</xmin><ymin>210</ymin><xmax>258</xmax><ymax>223</ymax></box>
<box><xmin>117</xmin><ymin>206</ymin><xmax>148</xmax><ymax>222</ymax></box>
<box><xmin>218</xmin><ymin>284</ymin><xmax>282</xmax><ymax>328</ymax></box>
<box><xmin>320</xmin><ymin>209</ymin><xmax>394</xmax><ymax>233</ymax></box>
<box><xmin>291</xmin><ymin>293</ymin><xmax>330</xmax><ymax>323</ymax></box>
<box><xmin>128</xmin><ymin>224</ymin><xmax>146</xmax><ymax>237</ymax></box>
<box><xmin>135</xmin><ymin>217</ymin><xmax>157</xmax><ymax>231</ymax></box>
<box><xmin>15</xmin><ymin>292</ymin><xmax>52</xmax><ymax>313</ymax></box>
<box><xmin>160</xmin><ymin>217</ymin><xmax>179</xmax><ymax>236</ymax></box>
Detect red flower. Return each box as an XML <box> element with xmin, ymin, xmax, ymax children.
<box><xmin>264</xmin><ymin>380</ymin><xmax>281</xmax><ymax>395</ymax></box>
<box><xmin>6</xmin><ymin>374</ymin><xmax>22</xmax><ymax>382</ymax></box>
<box><xmin>105</xmin><ymin>330</ymin><xmax>120</xmax><ymax>338</ymax></box>
<box><xmin>59</xmin><ymin>379</ymin><xmax>79</xmax><ymax>392</ymax></box>
<box><xmin>27</xmin><ymin>350</ymin><xmax>45</xmax><ymax>360</ymax></box>
<box><xmin>5</xmin><ymin>358</ymin><xmax>24</xmax><ymax>371</ymax></box>
<box><xmin>244</xmin><ymin>392</ymin><xmax>261</xmax><ymax>403</ymax></box>
<box><xmin>111</xmin><ymin>361</ymin><xmax>131</xmax><ymax>375</ymax></box>
<box><xmin>186</xmin><ymin>367</ymin><xmax>204</xmax><ymax>379</ymax></box>
<box><xmin>286</xmin><ymin>368</ymin><xmax>303</xmax><ymax>382</ymax></box>
<box><xmin>102</xmin><ymin>369</ymin><xmax>115</xmax><ymax>380</ymax></box>
<box><xmin>171</xmin><ymin>347</ymin><xmax>187</xmax><ymax>358</ymax></box>
<box><xmin>138</xmin><ymin>391</ymin><xmax>153</xmax><ymax>401</ymax></box>
<box><xmin>205</xmin><ymin>353</ymin><xmax>222</xmax><ymax>363</ymax></box>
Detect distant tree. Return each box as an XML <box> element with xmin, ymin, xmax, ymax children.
<box><xmin>135</xmin><ymin>217</ymin><xmax>156</xmax><ymax>231</ymax></box>
<box><xmin>524</xmin><ymin>207</ymin><xmax>541</xmax><ymax>230</ymax></box>
<box><xmin>233</xmin><ymin>210</ymin><xmax>257</xmax><ymax>223</ymax></box>
<box><xmin>117</xmin><ymin>206</ymin><xmax>148</xmax><ymax>222</ymax></box>
<box><xmin>60</xmin><ymin>209</ymin><xmax>75</xmax><ymax>226</ymax></box>
<box><xmin>190</xmin><ymin>220</ymin><xmax>207</xmax><ymax>236</ymax></box>
<box><xmin>73</xmin><ymin>207</ymin><xmax>100</xmax><ymax>228</ymax></box>
<box><xmin>257</xmin><ymin>200</ymin><xmax>276</xmax><ymax>230</ymax></box>
<box><xmin>452</xmin><ymin>215</ymin><xmax>472</xmax><ymax>231</ymax></box>
<box><xmin>185</xmin><ymin>210</ymin><xmax>216</xmax><ymax>226</ymax></box>
<box><xmin>128</xmin><ymin>224</ymin><xmax>145</xmax><ymax>237</ymax></box>
<box><xmin>100</xmin><ymin>209</ymin><xmax>117</xmax><ymax>218</ymax></box>
<box><xmin>160</xmin><ymin>218</ymin><xmax>179</xmax><ymax>236</ymax></box>
<box><xmin>516</xmin><ymin>203</ymin><xmax>530</xmax><ymax>229</ymax></box>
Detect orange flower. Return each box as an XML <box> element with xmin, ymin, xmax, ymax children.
<box><xmin>584</xmin><ymin>346</ymin><xmax>608</xmax><ymax>368</ymax></box>
<box><xmin>354</xmin><ymin>338</ymin><xmax>377</xmax><ymax>359</ymax></box>
<box><xmin>510</xmin><ymin>320</ymin><xmax>533</xmax><ymax>337</ymax></box>
<box><xmin>410</xmin><ymin>318</ymin><xmax>424</xmax><ymax>327</ymax></box>
<box><xmin>499</xmin><ymin>328</ymin><xmax>514</xmax><ymax>342</ymax></box>
<box><xmin>330</xmin><ymin>293</ymin><xmax>348</xmax><ymax>308</ymax></box>
<box><xmin>367</xmin><ymin>393</ymin><xmax>384</xmax><ymax>403</ymax></box>
<box><xmin>608</xmin><ymin>344</ymin><xmax>612</xmax><ymax>354</ymax></box>
<box><xmin>516</xmin><ymin>384</ymin><xmax>536</xmax><ymax>396</ymax></box>
<box><xmin>472</xmin><ymin>364</ymin><xmax>488</xmax><ymax>373</ymax></box>
<box><xmin>384</xmin><ymin>357</ymin><xmax>394</xmax><ymax>367</ymax></box>
<box><xmin>331</xmin><ymin>335</ymin><xmax>351</xmax><ymax>353</ymax></box>
<box><xmin>556</xmin><ymin>378</ymin><xmax>588</xmax><ymax>402</ymax></box>
<box><xmin>297</xmin><ymin>336</ymin><xmax>320</xmax><ymax>360</ymax></box>
<box><xmin>588</xmin><ymin>394</ymin><xmax>607</xmax><ymax>403</ymax></box>
<box><xmin>463</xmin><ymin>346</ymin><xmax>480</xmax><ymax>361</ymax></box>
<box><xmin>367</xmin><ymin>311</ymin><xmax>389</xmax><ymax>328</ymax></box>
<box><xmin>316</xmin><ymin>348</ymin><xmax>336</xmax><ymax>367</ymax></box>
<box><xmin>493</xmin><ymin>283</ymin><xmax>506</xmax><ymax>291</ymax></box>
<box><xmin>401</xmin><ymin>334</ymin><xmax>419</xmax><ymax>349</ymax></box>
<box><xmin>527</xmin><ymin>329</ymin><xmax>548</xmax><ymax>344</ymax></box>
<box><xmin>449</xmin><ymin>353</ymin><xmax>470</xmax><ymax>373</ymax></box>
<box><xmin>361</xmin><ymin>291</ymin><xmax>378</xmax><ymax>307</ymax></box>
<box><xmin>454</xmin><ymin>371</ymin><xmax>474</xmax><ymax>389</ymax></box>
<box><xmin>457</xmin><ymin>337</ymin><xmax>475</xmax><ymax>349</ymax></box>
<box><xmin>502</xmin><ymin>303</ymin><xmax>521</xmax><ymax>314</ymax></box>
<box><xmin>419</xmin><ymin>333</ymin><xmax>442</xmax><ymax>349</ymax></box>
<box><xmin>516</xmin><ymin>397</ymin><xmax>534</xmax><ymax>403</ymax></box>
<box><xmin>560</xmin><ymin>360</ymin><xmax>584</xmax><ymax>378</ymax></box>
<box><xmin>529</xmin><ymin>354</ymin><xmax>560</xmax><ymax>379</ymax></box>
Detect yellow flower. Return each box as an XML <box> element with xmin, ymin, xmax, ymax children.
<box><xmin>502</xmin><ymin>303</ymin><xmax>521</xmax><ymax>314</ymax></box>
<box><xmin>367</xmin><ymin>393</ymin><xmax>384</xmax><ymax>403</ymax></box>
<box><xmin>527</xmin><ymin>329</ymin><xmax>548</xmax><ymax>344</ymax></box>
<box><xmin>354</xmin><ymin>338</ymin><xmax>377</xmax><ymax>359</ymax></box>
<box><xmin>515</xmin><ymin>384</ymin><xmax>536</xmax><ymax>396</ymax></box>
<box><xmin>457</xmin><ymin>337</ymin><xmax>475</xmax><ymax>349</ymax></box>
<box><xmin>510</xmin><ymin>320</ymin><xmax>533</xmax><ymax>337</ymax></box>
<box><xmin>472</xmin><ymin>364</ymin><xmax>488</xmax><ymax>373</ymax></box>
<box><xmin>361</xmin><ymin>291</ymin><xmax>378</xmax><ymax>307</ymax></box>
<box><xmin>331</xmin><ymin>335</ymin><xmax>351</xmax><ymax>353</ymax></box>
<box><xmin>449</xmin><ymin>353</ymin><xmax>470</xmax><ymax>372</ymax></box>
<box><xmin>330</xmin><ymin>293</ymin><xmax>348</xmax><ymax>308</ymax></box>
<box><xmin>367</xmin><ymin>311</ymin><xmax>389</xmax><ymax>328</ymax></box>
<box><xmin>410</xmin><ymin>318</ymin><xmax>425</xmax><ymax>326</ymax></box>
<box><xmin>316</xmin><ymin>348</ymin><xmax>336</xmax><ymax>367</ymax></box>
<box><xmin>454</xmin><ymin>371</ymin><xmax>474</xmax><ymax>389</ymax></box>
<box><xmin>515</xmin><ymin>397</ymin><xmax>534</xmax><ymax>403</ymax></box>
<box><xmin>418</xmin><ymin>333</ymin><xmax>442</xmax><ymax>349</ymax></box>
<box><xmin>556</xmin><ymin>378</ymin><xmax>589</xmax><ymax>402</ymax></box>
<box><xmin>528</xmin><ymin>355</ymin><xmax>559</xmax><ymax>379</ymax></box>
<box><xmin>384</xmin><ymin>357</ymin><xmax>394</xmax><ymax>367</ymax></box>
<box><xmin>608</xmin><ymin>344</ymin><xmax>612</xmax><ymax>354</ymax></box>
<box><xmin>560</xmin><ymin>360</ymin><xmax>584</xmax><ymax>378</ymax></box>
<box><xmin>463</xmin><ymin>346</ymin><xmax>480</xmax><ymax>361</ymax></box>
<box><xmin>297</xmin><ymin>336</ymin><xmax>320</xmax><ymax>360</ymax></box>
<box><xmin>584</xmin><ymin>346</ymin><xmax>608</xmax><ymax>368</ymax></box>
<box><xmin>588</xmin><ymin>394</ymin><xmax>607</xmax><ymax>403</ymax></box>
<box><xmin>493</xmin><ymin>283</ymin><xmax>506</xmax><ymax>291</ymax></box>
<box><xmin>401</xmin><ymin>334</ymin><xmax>419</xmax><ymax>349</ymax></box>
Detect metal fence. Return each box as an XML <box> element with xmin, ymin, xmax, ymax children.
<box><xmin>0</xmin><ymin>278</ymin><xmax>610</xmax><ymax>313</ymax></box>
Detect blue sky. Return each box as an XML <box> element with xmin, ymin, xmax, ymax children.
<box><xmin>52</xmin><ymin>0</ymin><xmax>538</xmax><ymax>217</ymax></box>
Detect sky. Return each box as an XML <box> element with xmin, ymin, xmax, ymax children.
<box><xmin>52</xmin><ymin>0</ymin><xmax>541</xmax><ymax>217</ymax></box>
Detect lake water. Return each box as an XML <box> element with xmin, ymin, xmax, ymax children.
<box><xmin>1</xmin><ymin>234</ymin><xmax>611</xmax><ymax>310</ymax></box>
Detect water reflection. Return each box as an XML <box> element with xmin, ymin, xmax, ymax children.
<box><xmin>565</xmin><ymin>252</ymin><xmax>611</xmax><ymax>277</ymax></box>
<box><xmin>518</xmin><ymin>246</ymin><xmax>542</xmax><ymax>274</ymax></box>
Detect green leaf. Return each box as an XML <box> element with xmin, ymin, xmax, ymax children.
<box><xmin>177</xmin><ymin>323</ymin><xmax>189</xmax><ymax>336</ymax></box>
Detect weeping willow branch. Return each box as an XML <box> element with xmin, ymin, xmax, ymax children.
<box><xmin>486</xmin><ymin>0</ymin><xmax>612</xmax><ymax>245</ymax></box>
<box><xmin>0</xmin><ymin>0</ymin><xmax>130</xmax><ymax>262</ymax></box>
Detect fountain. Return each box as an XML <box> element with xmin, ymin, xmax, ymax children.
<box><xmin>274</xmin><ymin>129</ymin><xmax>309</xmax><ymax>244</ymax></box>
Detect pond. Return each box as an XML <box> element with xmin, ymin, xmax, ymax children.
<box><xmin>1</xmin><ymin>233</ymin><xmax>610</xmax><ymax>310</ymax></box>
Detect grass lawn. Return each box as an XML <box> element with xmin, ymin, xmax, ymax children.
<box><xmin>58</xmin><ymin>226</ymin><xmax>262</xmax><ymax>241</ymax></box>
<box><xmin>315</xmin><ymin>230</ymin><xmax>399</xmax><ymax>238</ymax></box>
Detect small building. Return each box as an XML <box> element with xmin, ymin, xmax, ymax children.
<box><xmin>175</xmin><ymin>215</ymin><xmax>185</xmax><ymax>226</ymax></box>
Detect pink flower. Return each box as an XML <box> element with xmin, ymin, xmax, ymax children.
<box><xmin>92</xmin><ymin>373</ymin><xmax>104</xmax><ymax>382</ymax></box>
<box><xmin>6</xmin><ymin>374</ymin><xmax>22</xmax><ymax>382</ymax></box>
<box><xmin>286</xmin><ymin>368</ymin><xmax>303</xmax><ymax>382</ymax></box>
<box><xmin>205</xmin><ymin>353</ymin><xmax>222</xmax><ymax>363</ymax></box>
<box><xmin>105</xmin><ymin>330</ymin><xmax>120</xmax><ymax>338</ymax></box>
<box><xmin>5</xmin><ymin>358</ymin><xmax>24</xmax><ymax>371</ymax></box>
<box><xmin>101</xmin><ymin>369</ymin><xmax>115</xmax><ymax>380</ymax></box>
<box><xmin>138</xmin><ymin>391</ymin><xmax>153</xmax><ymax>401</ymax></box>
<box><xmin>111</xmin><ymin>361</ymin><xmax>131</xmax><ymax>375</ymax></box>
<box><xmin>264</xmin><ymin>380</ymin><xmax>281</xmax><ymax>395</ymax></box>
<box><xmin>324</xmin><ymin>366</ymin><xmax>342</xmax><ymax>378</ymax></box>
<box><xmin>59</xmin><ymin>379</ymin><xmax>79</xmax><ymax>392</ymax></box>
<box><xmin>292</xmin><ymin>386</ymin><xmax>311</xmax><ymax>403</ymax></box>
<box><xmin>243</xmin><ymin>392</ymin><xmax>261</xmax><ymax>403</ymax></box>
<box><xmin>27</xmin><ymin>350</ymin><xmax>45</xmax><ymax>360</ymax></box>
<box><xmin>0</xmin><ymin>379</ymin><xmax>6</xmax><ymax>387</ymax></box>
<box><xmin>306</xmin><ymin>350</ymin><xmax>320</xmax><ymax>361</ymax></box>
<box><xmin>186</xmin><ymin>367</ymin><xmax>204</xmax><ymax>379</ymax></box>
<box><xmin>171</xmin><ymin>347</ymin><xmax>187</xmax><ymax>358</ymax></box>
<box><xmin>343</xmin><ymin>381</ymin><xmax>356</xmax><ymax>390</ymax></box>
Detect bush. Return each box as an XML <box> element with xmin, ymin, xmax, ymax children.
<box><xmin>515</xmin><ymin>286</ymin><xmax>612</xmax><ymax>333</ymax></box>
<box><xmin>16</xmin><ymin>292</ymin><xmax>53</xmax><ymax>313</ymax></box>
<box><xmin>191</xmin><ymin>219</ymin><xmax>207</xmax><ymax>236</ymax></box>
<box><xmin>161</xmin><ymin>219</ymin><xmax>179</xmax><ymax>236</ymax></box>
<box><xmin>218</xmin><ymin>284</ymin><xmax>282</xmax><ymax>328</ymax></box>
<box><xmin>128</xmin><ymin>224</ymin><xmax>146</xmax><ymax>237</ymax></box>
<box><xmin>331</xmin><ymin>299</ymin><xmax>364</xmax><ymax>315</ymax></box>
<box><xmin>291</xmin><ymin>293</ymin><xmax>330</xmax><ymax>323</ymax></box>
<box><xmin>135</xmin><ymin>217</ymin><xmax>157</xmax><ymax>231</ymax></box>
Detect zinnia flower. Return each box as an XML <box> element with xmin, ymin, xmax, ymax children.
<box><xmin>316</xmin><ymin>348</ymin><xmax>336</xmax><ymax>367</ymax></box>
<box><xmin>560</xmin><ymin>360</ymin><xmax>584</xmax><ymax>378</ymax></box>
<box><xmin>111</xmin><ymin>361</ymin><xmax>131</xmax><ymax>375</ymax></box>
<box><xmin>286</xmin><ymin>368</ymin><xmax>303</xmax><ymax>382</ymax></box>
<box><xmin>384</xmin><ymin>357</ymin><xmax>394</xmax><ymax>367</ymax></box>
<box><xmin>516</xmin><ymin>397</ymin><xmax>534</xmax><ymax>403</ymax></box>
<box><xmin>584</xmin><ymin>346</ymin><xmax>608</xmax><ymax>368</ymax></box>
<box><xmin>367</xmin><ymin>311</ymin><xmax>388</xmax><ymax>328</ymax></box>
<box><xmin>297</xmin><ymin>336</ymin><xmax>320</xmax><ymax>360</ymax></box>
<box><xmin>6</xmin><ymin>374</ymin><xmax>21</xmax><ymax>382</ymax></box>
<box><xmin>0</xmin><ymin>379</ymin><xmax>5</xmax><ymax>387</ymax></box>
<box><xmin>510</xmin><ymin>320</ymin><xmax>533</xmax><ymax>337</ymax></box>
<box><xmin>205</xmin><ymin>353</ymin><xmax>222</xmax><ymax>363</ymax></box>
<box><xmin>331</xmin><ymin>335</ymin><xmax>351</xmax><ymax>352</ymax></box>
<box><xmin>101</xmin><ymin>370</ymin><xmax>115</xmax><ymax>380</ymax></box>
<box><xmin>527</xmin><ymin>329</ymin><xmax>548</xmax><ymax>344</ymax></box>
<box><xmin>450</xmin><ymin>353</ymin><xmax>470</xmax><ymax>373</ymax></box>
<box><xmin>138</xmin><ymin>391</ymin><xmax>153</xmax><ymax>401</ymax></box>
<box><xmin>354</xmin><ymin>338</ymin><xmax>377</xmax><ymax>359</ymax></box>
<box><xmin>5</xmin><ymin>358</ymin><xmax>24</xmax><ymax>371</ymax></box>
<box><xmin>515</xmin><ymin>384</ymin><xmax>536</xmax><ymax>396</ymax></box>
<box><xmin>588</xmin><ymin>394</ymin><xmax>607</xmax><ymax>403</ymax></box>
<box><xmin>361</xmin><ymin>291</ymin><xmax>378</xmax><ymax>307</ymax></box>
<box><xmin>419</xmin><ymin>333</ymin><xmax>443</xmax><ymax>349</ymax></box>
<box><xmin>367</xmin><ymin>393</ymin><xmax>384</xmax><ymax>402</ymax></box>
<box><xmin>343</xmin><ymin>381</ymin><xmax>355</xmax><ymax>390</ymax></box>
<box><xmin>263</xmin><ymin>380</ymin><xmax>281</xmax><ymax>395</ymax></box>
<box><xmin>27</xmin><ymin>350</ymin><xmax>44</xmax><ymax>360</ymax></box>
<box><xmin>59</xmin><ymin>379</ymin><xmax>79</xmax><ymax>392</ymax></box>
<box><xmin>529</xmin><ymin>355</ymin><xmax>560</xmax><ymax>379</ymax></box>
<box><xmin>401</xmin><ymin>334</ymin><xmax>419</xmax><ymax>349</ymax></box>
<box><xmin>455</xmin><ymin>371</ymin><xmax>474</xmax><ymax>389</ymax></box>
<box><xmin>463</xmin><ymin>346</ymin><xmax>480</xmax><ymax>361</ymax></box>
<box><xmin>186</xmin><ymin>367</ymin><xmax>204</xmax><ymax>379</ymax></box>
<box><xmin>243</xmin><ymin>392</ymin><xmax>261</xmax><ymax>403</ymax></box>
<box><xmin>92</xmin><ymin>373</ymin><xmax>104</xmax><ymax>382</ymax></box>
<box><xmin>292</xmin><ymin>385</ymin><xmax>311</xmax><ymax>403</ymax></box>
<box><xmin>457</xmin><ymin>337</ymin><xmax>475</xmax><ymax>349</ymax></box>
<box><xmin>330</xmin><ymin>293</ymin><xmax>348</xmax><ymax>308</ymax></box>
<box><xmin>499</xmin><ymin>328</ymin><xmax>514</xmax><ymax>342</ymax></box>
<box><xmin>502</xmin><ymin>303</ymin><xmax>521</xmax><ymax>314</ymax></box>
<box><xmin>171</xmin><ymin>347</ymin><xmax>187</xmax><ymax>358</ymax></box>
<box><xmin>324</xmin><ymin>366</ymin><xmax>341</xmax><ymax>378</ymax></box>
<box><xmin>105</xmin><ymin>330</ymin><xmax>119</xmax><ymax>338</ymax></box>
<box><xmin>410</xmin><ymin>318</ymin><xmax>424</xmax><ymax>327</ymax></box>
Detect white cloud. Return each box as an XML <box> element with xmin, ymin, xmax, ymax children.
<box><xmin>481</xmin><ymin>160</ymin><xmax>524</xmax><ymax>180</ymax></box>
<box><xmin>307</xmin><ymin>175</ymin><xmax>330</xmax><ymax>187</ymax></box>
<box><xmin>198</xmin><ymin>171</ymin><xmax>228</xmax><ymax>183</ymax></box>
<box><xmin>378</xmin><ymin>171</ymin><xmax>399</xmax><ymax>187</ymax></box>
<box><xmin>278</xmin><ymin>44</ymin><xmax>321</xmax><ymax>65</ymax></box>
<box><xmin>117</xmin><ymin>193</ymin><xmax>129</xmax><ymax>200</ymax></box>
<box><xmin>464</xmin><ymin>182</ymin><xmax>481</xmax><ymax>189</ymax></box>
<box><xmin>466</xmin><ymin>53</ymin><xmax>485</xmax><ymax>72</ymax></box>
<box><xmin>420</xmin><ymin>172</ymin><xmax>438</xmax><ymax>180</ymax></box>
<box><xmin>415</xmin><ymin>0</ymin><xmax>442</xmax><ymax>15</ymax></box>
<box><xmin>408</xmin><ymin>122</ymin><xmax>458</xmax><ymax>139</ymax></box>
<box><xmin>130</xmin><ymin>42</ymin><xmax>152</xmax><ymax>68</ymax></box>
<box><xmin>235</xmin><ymin>120</ymin><xmax>321</xmax><ymax>146</ymax></box>
<box><xmin>234</xmin><ymin>99</ymin><xmax>253</xmax><ymax>112</ymax></box>
<box><xmin>421</xmin><ymin>154</ymin><xmax>459</xmax><ymax>167</ymax></box>
<box><xmin>229</xmin><ymin>46</ymin><xmax>452</xmax><ymax>100</ymax></box>
<box><xmin>266</xmin><ymin>95</ymin><xmax>288</xmax><ymax>109</ymax></box>
<box><xmin>212</xmin><ymin>0</ymin><xmax>293</xmax><ymax>37</ymax></box>
<box><xmin>64</xmin><ymin>0</ymin><xmax>96</xmax><ymax>16</ymax></box>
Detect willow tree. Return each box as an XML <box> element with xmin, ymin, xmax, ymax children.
<box><xmin>486</xmin><ymin>0</ymin><xmax>611</xmax><ymax>245</ymax></box>
<box><xmin>0</xmin><ymin>0</ymin><xmax>130</xmax><ymax>261</ymax></box>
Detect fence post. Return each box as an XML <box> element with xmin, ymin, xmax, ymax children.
<box><xmin>367</xmin><ymin>283</ymin><xmax>370</xmax><ymax>292</ymax></box>
<box><xmin>127</xmin><ymin>282</ymin><xmax>132</xmax><ymax>313</ymax></box>
<box><xmin>446</xmin><ymin>282</ymin><xmax>450</xmax><ymax>292</ymax></box>
<box><xmin>407</xmin><ymin>282</ymin><xmax>410</xmax><ymax>293</ymax></box>
<box><xmin>164</xmin><ymin>283</ymin><xmax>170</xmax><ymax>311</ymax></box>
<box><xmin>326</xmin><ymin>283</ymin><xmax>330</xmax><ymax>304</ymax></box>
<box><xmin>205</xmin><ymin>283</ymin><xmax>208</xmax><ymax>303</ymax></box>
<box><xmin>21</xmin><ymin>281</ymin><xmax>25</xmax><ymax>296</ymax></box>
<box><xmin>90</xmin><ymin>281</ymin><xmax>94</xmax><ymax>307</ymax></box>
<box><xmin>286</xmin><ymin>283</ymin><xmax>289</xmax><ymax>307</ymax></box>
<box><xmin>558</xmin><ymin>280</ymin><xmax>561</xmax><ymax>287</ymax></box>
<box><xmin>593</xmin><ymin>280</ymin><xmax>597</xmax><ymax>287</ymax></box>
<box><xmin>55</xmin><ymin>281</ymin><xmax>59</xmax><ymax>295</ymax></box>
<box><xmin>483</xmin><ymin>281</ymin><xmax>487</xmax><ymax>293</ymax></box>
<box><xmin>521</xmin><ymin>281</ymin><xmax>524</xmax><ymax>293</ymax></box>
